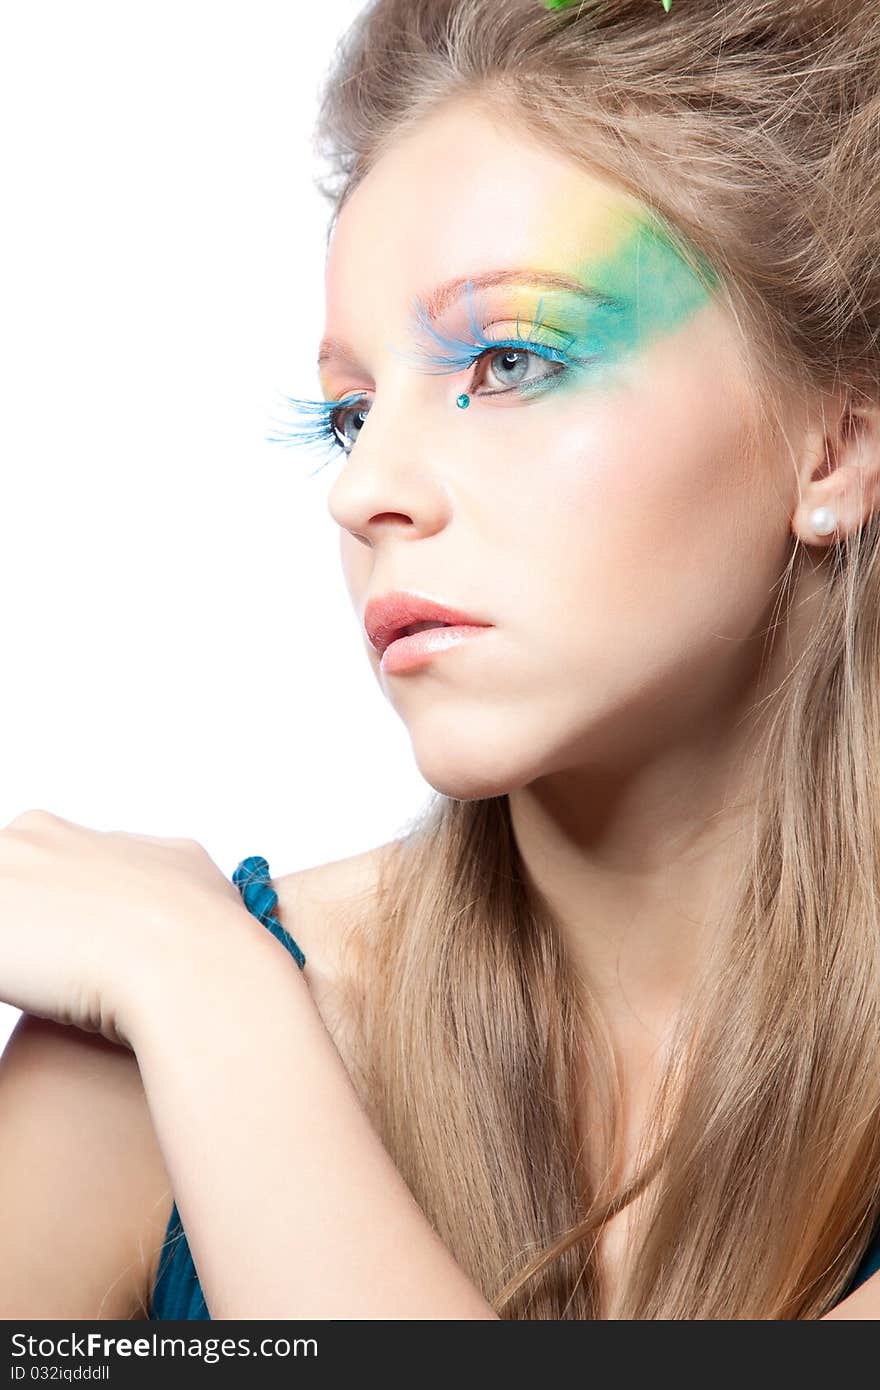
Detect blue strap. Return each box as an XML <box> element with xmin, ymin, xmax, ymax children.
<box><xmin>232</xmin><ymin>854</ymin><xmax>306</xmax><ymax>972</ymax></box>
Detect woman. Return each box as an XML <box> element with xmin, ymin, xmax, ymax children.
<box><xmin>2</xmin><ymin>0</ymin><xmax>880</xmax><ymax>1320</ymax></box>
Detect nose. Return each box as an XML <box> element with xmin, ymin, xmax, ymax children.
<box><xmin>326</xmin><ymin>388</ymin><xmax>452</xmax><ymax>549</ymax></box>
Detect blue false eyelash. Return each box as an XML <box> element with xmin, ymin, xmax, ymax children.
<box><xmin>394</xmin><ymin>281</ymin><xmax>581</xmax><ymax>375</ymax></box>
<box><xmin>266</xmin><ymin>391</ymin><xmax>369</xmax><ymax>475</ymax></box>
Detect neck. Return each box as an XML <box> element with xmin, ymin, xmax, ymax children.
<box><xmin>508</xmin><ymin>704</ymin><xmax>760</xmax><ymax>1061</ymax></box>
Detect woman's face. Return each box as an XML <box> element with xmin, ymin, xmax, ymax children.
<box><xmin>320</xmin><ymin>98</ymin><xmax>797</xmax><ymax>799</ymax></box>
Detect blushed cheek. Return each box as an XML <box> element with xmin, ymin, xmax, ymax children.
<box><xmin>532</xmin><ymin>377</ymin><xmax>771</xmax><ymax>667</ymax></box>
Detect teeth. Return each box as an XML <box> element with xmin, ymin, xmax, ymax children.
<box><xmin>400</xmin><ymin>621</ymin><xmax>451</xmax><ymax>638</ymax></box>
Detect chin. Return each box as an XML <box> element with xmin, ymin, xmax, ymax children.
<box><xmin>410</xmin><ymin>737</ymin><xmax>548</xmax><ymax>803</ymax></box>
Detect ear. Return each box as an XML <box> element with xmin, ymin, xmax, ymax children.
<box><xmin>791</xmin><ymin>398</ymin><xmax>880</xmax><ymax>548</ymax></box>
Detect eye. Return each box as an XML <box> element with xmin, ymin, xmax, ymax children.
<box><xmin>325</xmin><ymin>346</ymin><xmax>566</xmax><ymax>454</ymax></box>
<box><xmin>471</xmin><ymin>345</ymin><xmax>567</xmax><ymax>397</ymax></box>
<box><xmin>329</xmin><ymin>398</ymin><xmax>371</xmax><ymax>454</ymax></box>
<box><xmin>275</xmin><ymin>326</ymin><xmax>585</xmax><ymax>473</ymax></box>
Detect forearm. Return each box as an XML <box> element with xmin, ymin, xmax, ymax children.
<box><xmin>129</xmin><ymin>916</ymin><xmax>499</xmax><ymax>1320</ymax></box>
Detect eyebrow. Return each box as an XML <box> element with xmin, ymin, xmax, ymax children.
<box><xmin>316</xmin><ymin>267</ymin><xmax>620</xmax><ymax>369</ymax></box>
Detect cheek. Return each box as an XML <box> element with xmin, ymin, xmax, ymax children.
<box><xmin>520</xmin><ymin>382</ymin><xmax>784</xmax><ymax>680</ymax></box>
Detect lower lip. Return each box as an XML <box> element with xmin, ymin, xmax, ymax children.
<box><xmin>379</xmin><ymin>625</ymin><xmax>492</xmax><ymax>675</ymax></box>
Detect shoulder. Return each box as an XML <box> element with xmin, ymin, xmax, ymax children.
<box><xmin>272</xmin><ymin>838</ymin><xmax>395</xmax><ymax>913</ymax></box>
<box><xmin>269</xmin><ymin>840</ymin><xmax>399</xmax><ymax>1045</ymax></box>
<box><xmin>270</xmin><ymin>838</ymin><xmax>397</xmax><ymax>961</ymax></box>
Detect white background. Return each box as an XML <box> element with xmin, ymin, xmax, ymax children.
<box><xmin>0</xmin><ymin>2</ymin><xmax>431</xmax><ymax>1056</ymax></box>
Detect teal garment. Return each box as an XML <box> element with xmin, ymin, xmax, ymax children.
<box><xmin>149</xmin><ymin>855</ymin><xmax>305</xmax><ymax>1322</ymax></box>
<box><xmin>148</xmin><ymin>855</ymin><xmax>880</xmax><ymax>1318</ymax></box>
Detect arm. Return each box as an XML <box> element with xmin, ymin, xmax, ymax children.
<box><xmin>127</xmin><ymin>915</ymin><xmax>500</xmax><ymax>1320</ymax></box>
<box><xmin>0</xmin><ymin>1013</ymin><xmax>173</xmax><ymax>1319</ymax></box>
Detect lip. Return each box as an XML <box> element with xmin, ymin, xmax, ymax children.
<box><xmin>379</xmin><ymin>623</ymin><xmax>492</xmax><ymax>675</ymax></box>
<box><xmin>364</xmin><ymin>591</ymin><xmax>494</xmax><ymax>661</ymax></box>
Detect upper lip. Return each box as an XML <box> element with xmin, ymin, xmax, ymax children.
<box><xmin>364</xmin><ymin>591</ymin><xmax>493</xmax><ymax>658</ymax></box>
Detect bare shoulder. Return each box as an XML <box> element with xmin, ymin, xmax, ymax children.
<box><xmin>271</xmin><ymin>838</ymin><xmax>397</xmax><ymax>961</ymax></box>
<box><xmin>270</xmin><ymin>839</ymin><xmax>399</xmax><ymax>1043</ymax></box>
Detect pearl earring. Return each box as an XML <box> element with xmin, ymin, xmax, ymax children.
<box><xmin>809</xmin><ymin>506</ymin><xmax>838</xmax><ymax>537</ymax></box>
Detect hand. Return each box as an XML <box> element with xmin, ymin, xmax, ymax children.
<box><xmin>0</xmin><ymin>808</ymin><xmax>249</xmax><ymax>1050</ymax></box>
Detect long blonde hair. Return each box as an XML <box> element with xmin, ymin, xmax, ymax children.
<box><xmin>313</xmin><ymin>0</ymin><xmax>880</xmax><ymax>1317</ymax></box>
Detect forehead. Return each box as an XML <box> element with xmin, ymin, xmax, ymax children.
<box><xmin>324</xmin><ymin>98</ymin><xmax>649</xmax><ymax>316</ymax></box>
